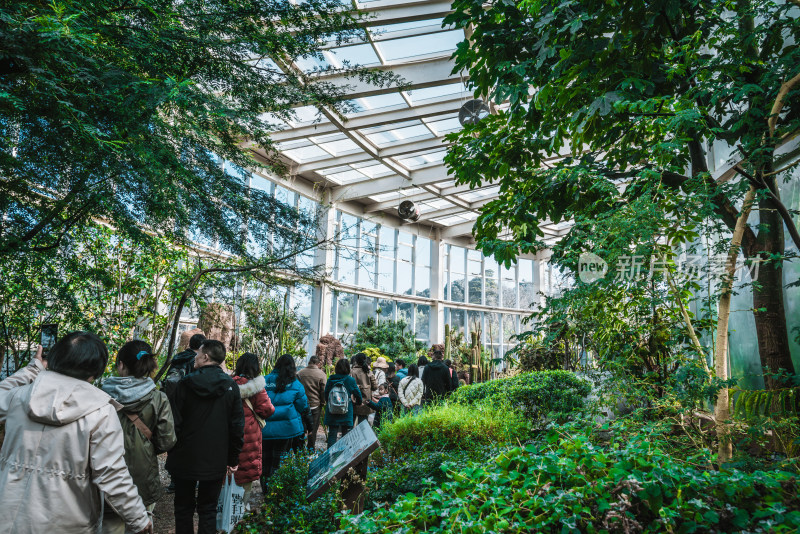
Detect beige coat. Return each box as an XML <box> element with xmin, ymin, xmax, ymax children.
<box><xmin>0</xmin><ymin>360</ymin><xmax>149</xmax><ymax>534</ymax></box>
<box><xmin>351</xmin><ymin>367</ymin><xmax>377</xmax><ymax>416</ymax></box>
<box><xmin>296</xmin><ymin>366</ymin><xmax>327</xmax><ymax>409</ymax></box>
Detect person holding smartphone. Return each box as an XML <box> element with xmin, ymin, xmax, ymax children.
<box><xmin>0</xmin><ymin>333</ymin><xmax>153</xmax><ymax>534</ymax></box>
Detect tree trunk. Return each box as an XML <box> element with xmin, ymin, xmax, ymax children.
<box><xmin>715</xmin><ymin>186</ymin><xmax>756</xmax><ymax>464</ymax></box>
<box><xmin>747</xmin><ymin>176</ymin><xmax>796</xmax><ymax>390</ymax></box>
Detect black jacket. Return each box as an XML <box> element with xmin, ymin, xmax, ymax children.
<box><xmin>422</xmin><ymin>359</ymin><xmax>455</xmax><ymax>402</ymax></box>
<box><xmin>170</xmin><ymin>349</ymin><xmax>196</xmax><ymax>375</ymax></box>
<box><xmin>165</xmin><ymin>365</ymin><xmax>245</xmax><ymax>480</ymax></box>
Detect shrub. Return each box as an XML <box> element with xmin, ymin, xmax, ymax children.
<box><xmin>451</xmin><ymin>370</ymin><xmax>590</xmax><ymax>419</ymax></box>
<box><xmin>235</xmin><ymin>449</ymin><xmax>340</xmax><ymax>534</ymax></box>
<box><xmin>347</xmin><ymin>317</ymin><xmax>421</xmax><ymax>359</ymax></box>
<box><xmin>377</xmin><ymin>403</ymin><xmax>528</xmax><ymax>456</ymax></box>
<box><xmin>340</xmin><ymin>430</ymin><xmax>800</xmax><ymax>533</ymax></box>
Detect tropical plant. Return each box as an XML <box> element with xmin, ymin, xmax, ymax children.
<box><xmin>444</xmin><ymin>0</ymin><xmax>799</xmax><ymax>391</ymax></box>
<box><xmin>0</xmin><ymin>223</ymin><xmax>192</xmax><ymax>369</ymax></box>
<box><xmin>0</xmin><ymin>0</ymin><xmax>398</xmax><ymax>258</ymax></box>
<box><xmin>347</xmin><ymin>317</ymin><xmax>421</xmax><ymax>359</ymax></box>
<box><xmin>240</xmin><ymin>291</ymin><xmax>309</xmax><ymax>370</ymax></box>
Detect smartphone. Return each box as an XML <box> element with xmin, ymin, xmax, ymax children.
<box><xmin>40</xmin><ymin>323</ymin><xmax>58</xmax><ymax>358</ymax></box>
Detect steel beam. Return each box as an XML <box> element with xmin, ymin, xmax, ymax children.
<box><xmin>312</xmin><ymin>56</ymin><xmax>462</xmax><ymax>100</ymax></box>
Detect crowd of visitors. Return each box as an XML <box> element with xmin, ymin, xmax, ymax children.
<box><xmin>0</xmin><ymin>330</ymin><xmax>463</xmax><ymax>534</ymax></box>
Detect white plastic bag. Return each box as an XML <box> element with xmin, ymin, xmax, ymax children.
<box><xmin>216</xmin><ymin>476</ymin><xmax>246</xmax><ymax>533</ymax></box>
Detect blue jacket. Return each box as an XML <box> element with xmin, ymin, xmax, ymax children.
<box><xmin>262</xmin><ymin>372</ymin><xmax>309</xmax><ymax>440</ymax></box>
<box><xmin>396</xmin><ymin>368</ymin><xmax>408</xmax><ymax>380</ymax></box>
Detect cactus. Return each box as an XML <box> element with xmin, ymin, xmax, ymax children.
<box><xmin>444</xmin><ymin>324</ymin><xmax>451</xmax><ymax>361</ymax></box>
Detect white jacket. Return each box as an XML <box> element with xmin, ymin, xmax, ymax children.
<box><xmin>373</xmin><ymin>369</ymin><xmax>386</xmax><ymax>387</ymax></box>
<box><xmin>397</xmin><ymin>376</ymin><xmax>423</xmax><ymax>408</ymax></box>
<box><xmin>0</xmin><ymin>360</ymin><xmax>149</xmax><ymax>534</ymax></box>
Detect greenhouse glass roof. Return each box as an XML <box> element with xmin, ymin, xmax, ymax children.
<box><xmin>251</xmin><ymin>0</ymin><xmax>569</xmax><ymax>244</ymax></box>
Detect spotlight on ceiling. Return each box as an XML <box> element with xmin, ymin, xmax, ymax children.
<box><xmin>398</xmin><ymin>200</ymin><xmax>420</xmax><ymax>222</ymax></box>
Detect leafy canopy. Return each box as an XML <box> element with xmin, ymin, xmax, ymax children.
<box><xmin>443</xmin><ymin>0</ymin><xmax>800</xmax><ymax>265</ymax></box>
<box><xmin>0</xmin><ymin>0</ymin><xmax>398</xmax><ymax>257</ymax></box>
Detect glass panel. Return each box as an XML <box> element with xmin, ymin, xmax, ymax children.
<box><xmin>450</xmin><ymin>245</ymin><xmax>466</xmax><ymax>273</ymax></box>
<box><xmin>448</xmin><ymin>308</ymin><xmax>466</xmax><ymax>337</ymax></box>
<box><xmin>336</xmin><ymin>292</ymin><xmax>356</xmax><ymax>334</ymax></box>
<box><xmin>339</xmin><ymin>212</ymin><xmax>359</xmax><ymax>248</ymax></box>
<box><xmin>397</xmin><ymin>261</ymin><xmax>413</xmax><ymax>295</ymax></box>
<box><xmin>379</xmin><ymin>225</ymin><xmax>396</xmax><ymax>257</ymax></box>
<box><xmin>415</xmin><ymin>304</ymin><xmax>430</xmax><ymax>344</ymax></box>
<box><xmin>486</xmin><ymin>313</ymin><xmax>501</xmax><ymax>345</ymax></box>
<box><xmin>361</xmin><ymin>220</ymin><xmax>377</xmax><ymax>254</ymax></box>
<box><xmin>397</xmin><ymin>301</ymin><xmax>414</xmax><ymax>328</ymax></box>
<box><xmin>485</xmin><ymin>266</ymin><xmax>499</xmax><ymax>307</ymax></box>
<box><xmin>398</xmin><ymin>244</ymin><xmax>412</xmax><ymax>263</ymax></box>
<box><xmin>519</xmin><ymin>259</ymin><xmax>535</xmax><ymax>308</ymax></box>
<box><xmin>468</xmin><ymin>272</ymin><xmax>482</xmax><ymax>305</ymax></box>
<box><xmin>398</xmin><ymin>230</ymin><xmax>414</xmax><ymax>247</ymax></box>
<box><xmin>416</xmin><ymin>237</ymin><xmax>431</xmax><ymax>266</ymax></box>
<box><xmin>358</xmin><ymin>296</ymin><xmax>376</xmax><ymax>325</ymax></box>
<box><xmin>467</xmin><ymin>310</ymin><xmax>482</xmax><ymax>341</ymax></box>
<box><xmin>448</xmin><ymin>273</ymin><xmax>465</xmax><ymax>302</ymax></box>
<box><xmin>358</xmin><ymin>252</ymin><xmax>376</xmax><ymax>289</ymax></box>
<box><xmin>415</xmin><ymin>265</ymin><xmax>430</xmax><ymax>297</ymax></box>
<box><xmin>378</xmin><ymin>256</ymin><xmax>394</xmax><ymax>293</ymax></box>
<box><xmin>503</xmin><ymin>315</ymin><xmax>518</xmax><ymax>344</ymax></box>
<box><xmin>378</xmin><ymin>299</ymin><xmax>394</xmax><ymax>321</ymax></box>
<box><xmin>502</xmin><ymin>264</ymin><xmax>517</xmax><ymax>308</ymax></box>
<box><xmin>337</xmin><ymin>249</ymin><xmax>357</xmax><ymax>285</ymax></box>
<box><xmin>468</xmin><ymin>250</ymin><xmax>482</xmax><ymax>275</ymax></box>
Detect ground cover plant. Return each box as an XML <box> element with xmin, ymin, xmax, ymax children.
<box><xmin>340</xmin><ymin>425</ymin><xmax>800</xmax><ymax>533</ymax></box>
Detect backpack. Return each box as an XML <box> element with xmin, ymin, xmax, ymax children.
<box><xmin>328</xmin><ymin>381</ymin><xmax>350</xmax><ymax>415</ymax></box>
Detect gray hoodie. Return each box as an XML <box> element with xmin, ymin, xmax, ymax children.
<box><xmin>101</xmin><ymin>376</ymin><xmax>156</xmax><ymax>405</ymax></box>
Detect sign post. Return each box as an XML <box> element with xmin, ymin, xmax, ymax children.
<box><xmin>306</xmin><ymin>421</ymin><xmax>379</xmax><ymax>512</ymax></box>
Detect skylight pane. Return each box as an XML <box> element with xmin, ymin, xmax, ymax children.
<box><xmin>290</xmin><ymin>106</ymin><xmax>324</xmax><ymax>124</ymax></box>
<box><xmin>325</xmin><ymin>44</ymin><xmax>381</xmax><ymax>68</ymax></box>
<box><xmin>344</xmin><ymin>93</ymin><xmax>408</xmax><ymax>115</ymax></box>
<box><xmin>364</xmin><ymin>125</ymin><xmax>434</xmax><ymax>147</ymax></box>
<box><xmin>317</xmin><ymin>138</ymin><xmax>361</xmax><ymax>155</ymax></box>
<box><xmin>405</xmin><ymin>83</ymin><xmax>468</xmax><ymax>106</ymax></box>
<box><xmin>425</xmin><ymin>116</ymin><xmax>462</xmax><ymax>136</ymax></box>
<box><xmin>376</xmin><ymin>30</ymin><xmax>463</xmax><ymax>62</ymax></box>
<box><xmin>282</xmin><ymin>145</ymin><xmax>330</xmax><ymax>162</ymax></box>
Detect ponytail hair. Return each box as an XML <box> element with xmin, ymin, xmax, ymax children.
<box><xmin>116</xmin><ymin>340</ymin><xmax>158</xmax><ymax>379</ymax></box>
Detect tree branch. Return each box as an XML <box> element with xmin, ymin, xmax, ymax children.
<box><xmin>768</xmin><ymin>71</ymin><xmax>800</xmax><ymax>137</ymax></box>
<box><xmin>733</xmin><ymin>165</ymin><xmax>800</xmax><ymax>251</ymax></box>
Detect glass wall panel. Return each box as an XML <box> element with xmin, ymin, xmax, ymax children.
<box><xmin>336</xmin><ymin>292</ymin><xmax>355</xmax><ymax>334</ymax></box>
<box><xmin>378</xmin><ymin>256</ymin><xmax>394</xmax><ymax>293</ymax></box>
<box><xmin>337</xmin><ymin>252</ymin><xmax>357</xmax><ymax>285</ymax></box>
<box><xmin>416</xmin><ymin>237</ymin><xmax>431</xmax><ymax>266</ymax></box>
<box><xmin>485</xmin><ymin>255</ymin><xmax>499</xmax><ymax>307</ymax></box>
<box><xmin>502</xmin><ymin>264</ymin><xmax>517</xmax><ymax>308</ymax></box>
<box><xmin>503</xmin><ymin>314</ymin><xmax>518</xmax><ymax>344</ymax></box>
<box><xmin>415</xmin><ymin>304</ymin><xmax>430</xmax><ymax>344</ymax></box>
<box><xmin>519</xmin><ymin>259</ymin><xmax>535</xmax><ymax>308</ymax></box>
<box><xmin>447</xmin><ymin>307</ymin><xmax>466</xmax><ymax>336</ymax></box>
<box><xmin>467</xmin><ymin>310</ymin><xmax>482</xmax><ymax>340</ymax></box>
<box><xmin>396</xmin><ymin>261</ymin><xmax>413</xmax><ymax>295</ymax></box>
<box><xmin>415</xmin><ymin>265</ymin><xmax>430</xmax><ymax>297</ymax></box>
<box><xmin>358</xmin><ymin>252</ymin><xmax>376</xmax><ymax>289</ymax></box>
<box><xmin>378</xmin><ymin>299</ymin><xmax>395</xmax><ymax>321</ymax></box>
<box><xmin>397</xmin><ymin>301</ymin><xmax>414</xmax><ymax>326</ymax></box>
<box><xmin>358</xmin><ymin>296</ymin><xmax>376</xmax><ymax>325</ymax></box>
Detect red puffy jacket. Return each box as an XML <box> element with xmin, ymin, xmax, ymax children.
<box><xmin>232</xmin><ymin>375</ymin><xmax>274</xmax><ymax>484</ymax></box>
